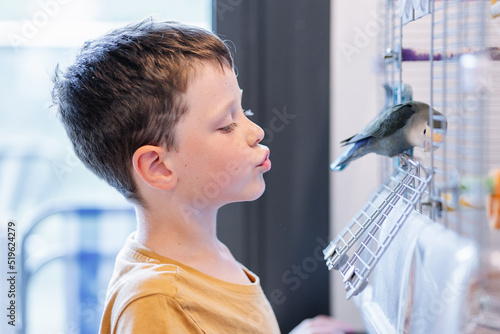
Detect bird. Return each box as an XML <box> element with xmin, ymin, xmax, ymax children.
<box><xmin>330</xmin><ymin>101</ymin><xmax>446</xmax><ymax>171</ymax></box>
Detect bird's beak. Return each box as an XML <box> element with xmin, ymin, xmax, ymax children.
<box><xmin>424</xmin><ymin>140</ymin><xmax>431</xmax><ymax>152</ymax></box>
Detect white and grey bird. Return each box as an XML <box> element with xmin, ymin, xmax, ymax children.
<box><xmin>330</xmin><ymin>101</ymin><xmax>447</xmax><ymax>171</ymax></box>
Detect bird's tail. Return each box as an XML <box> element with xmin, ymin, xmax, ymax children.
<box><xmin>330</xmin><ymin>138</ymin><xmax>372</xmax><ymax>171</ymax></box>
<box><xmin>330</xmin><ymin>143</ymin><xmax>357</xmax><ymax>171</ymax></box>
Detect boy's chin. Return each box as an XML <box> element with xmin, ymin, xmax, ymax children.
<box><xmin>250</xmin><ymin>187</ymin><xmax>266</xmax><ymax>201</ymax></box>
<box><xmin>227</xmin><ymin>184</ymin><xmax>266</xmax><ymax>204</ymax></box>
<box><xmin>249</xmin><ymin>183</ymin><xmax>266</xmax><ymax>200</ymax></box>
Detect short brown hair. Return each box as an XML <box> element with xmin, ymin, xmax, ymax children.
<box><xmin>52</xmin><ymin>19</ymin><xmax>234</xmax><ymax>205</ymax></box>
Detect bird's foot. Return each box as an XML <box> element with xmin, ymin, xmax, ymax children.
<box><xmin>396</xmin><ymin>153</ymin><xmax>412</xmax><ymax>167</ymax></box>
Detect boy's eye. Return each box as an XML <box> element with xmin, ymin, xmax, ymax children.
<box><xmin>219</xmin><ymin>122</ymin><xmax>237</xmax><ymax>133</ymax></box>
<box><xmin>244</xmin><ymin>109</ymin><xmax>254</xmax><ymax>117</ymax></box>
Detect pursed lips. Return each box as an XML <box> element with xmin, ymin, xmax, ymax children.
<box><xmin>257</xmin><ymin>150</ymin><xmax>271</xmax><ymax>171</ymax></box>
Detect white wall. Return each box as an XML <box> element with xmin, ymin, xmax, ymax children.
<box><xmin>330</xmin><ymin>0</ymin><xmax>382</xmax><ymax>330</ymax></box>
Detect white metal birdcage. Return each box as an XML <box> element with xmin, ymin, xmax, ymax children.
<box><xmin>325</xmin><ymin>0</ymin><xmax>500</xmax><ymax>333</ymax></box>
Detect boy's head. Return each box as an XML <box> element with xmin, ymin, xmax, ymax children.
<box><xmin>52</xmin><ymin>19</ymin><xmax>233</xmax><ymax>205</ymax></box>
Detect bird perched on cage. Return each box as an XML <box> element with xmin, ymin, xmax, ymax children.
<box><xmin>330</xmin><ymin>101</ymin><xmax>446</xmax><ymax>171</ymax></box>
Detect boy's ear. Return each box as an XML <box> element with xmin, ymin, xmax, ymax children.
<box><xmin>132</xmin><ymin>145</ymin><xmax>177</xmax><ymax>190</ymax></box>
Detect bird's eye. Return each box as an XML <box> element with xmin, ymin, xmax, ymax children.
<box><xmin>423</xmin><ymin>128</ymin><xmax>427</xmax><ymax>135</ymax></box>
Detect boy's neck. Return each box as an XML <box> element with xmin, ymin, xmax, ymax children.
<box><xmin>134</xmin><ymin>203</ymin><xmax>222</xmax><ymax>261</ymax></box>
<box><xmin>133</xmin><ymin>203</ymin><xmax>251</xmax><ymax>285</ymax></box>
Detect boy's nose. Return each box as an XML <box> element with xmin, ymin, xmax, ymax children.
<box><xmin>248</xmin><ymin>120</ymin><xmax>265</xmax><ymax>147</ymax></box>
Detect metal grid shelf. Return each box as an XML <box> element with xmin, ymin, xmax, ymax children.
<box><xmin>324</xmin><ymin>155</ymin><xmax>432</xmax><ymax>299</ymax></box>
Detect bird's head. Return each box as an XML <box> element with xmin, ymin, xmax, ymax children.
<box><xmin>408</xmin><ymin>106</ymin><xmax>447</xmax><ymax>152</ymax></box>
<box><xmin>422</xmin><ymin>123</ymin><xmax>446</xmax><ymax>152</ymax></box>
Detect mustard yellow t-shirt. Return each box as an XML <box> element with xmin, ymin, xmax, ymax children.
<box><xmin>99</xmin><ymin>233</ymin><xmax>281</xmax><ymax>333</ymax></box>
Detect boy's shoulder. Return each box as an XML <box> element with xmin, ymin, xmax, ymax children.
<box><xmin>100</xmin><ymin>236</ymin><xmax>200</xmax><ymax>333</ymax></box>
<box><xmin>107</xmin><ymin>242</ymin><xmax>181</xmax><ymax>307</ymax></box>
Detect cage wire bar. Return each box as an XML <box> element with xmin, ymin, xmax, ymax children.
<box><xmin>430</xmin><ymin>0</ymin><xmax>487</xmax><ymax>236</ymax></box>
<box><xmin>325</xmin><ymin>0</ymin><xmax>500</xmax><ymax>331</ymax></box>
<box><xmin>382</xmin><ymin>0</ymin><xmax>403</xmax><ymax>104</ymax></box>
<box><xmin>379</xmin><ymin>0</ymin><xmax>406</xmax><ymax>181</ymax></box>
<box><xmin>429</xmin><ymin>1</ymin><xmax>500</xmax><ymax>332</ymax></box>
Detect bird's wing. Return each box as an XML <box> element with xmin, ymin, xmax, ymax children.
<box><xmin>341</xmin><ymin>102</ymin><xmax>423</xmax><ymax>145</ymax></box>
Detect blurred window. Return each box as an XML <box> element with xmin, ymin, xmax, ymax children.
<box><xmin>0</xmin><ymin>0</ymin><xmax>212</xmax><ymax>211</ymax></box>
<box><xmin>0</xmin><ymin>3</ymin><xmax>211</xmax><ymax>334</ymax></box>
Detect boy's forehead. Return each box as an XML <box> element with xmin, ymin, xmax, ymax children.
<box><xmin>190</xmin><ymin>61</ymin><xmax>239</xmax><ymax>92</ymax></box>
<box><xmin>187</xmin><ymin>61</ymin><xmax>234</xmax><ymax>86</ymax></box>
<box><xmin>183</xmin><ymin>62</ymin><xmax>241</xmax><ymax>115</ymax></box>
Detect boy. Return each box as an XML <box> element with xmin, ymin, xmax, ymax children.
<box><xmin>53</xmin><ymin>18</ymin><xmax>278</xmax><ymax>333</ymax></box>
<box><xmin>53</xmin><ymin>19</ymin><xmax>353</xmax><ymax>334</ymax></box>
